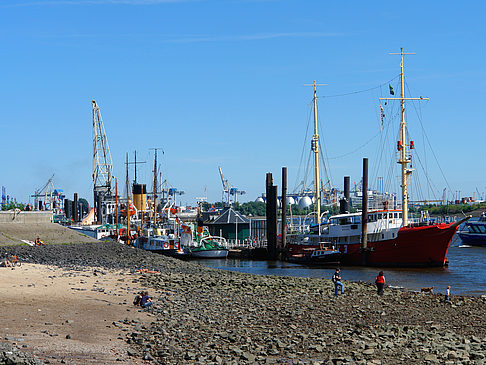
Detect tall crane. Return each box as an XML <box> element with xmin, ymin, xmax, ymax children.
<box><xmin>218</xmin><ymin>166</ymin><xmax>230</xmax><ymax>205</ymax></box>
<box><xmin>31</xmin><ymin>174</ymin><xmax>55</xmax><ymax>210</ymax></box>
<box><xmin>218</xmin><ymin>166</ymin><xmax>246</xmax><ymax>206</ymax></box>
<box><xmin>92</xmin><ymin>100</ymin><xmax>113</xmax><ymax>223</ymax></box>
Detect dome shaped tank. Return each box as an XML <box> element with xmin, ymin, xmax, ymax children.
<box><xmin>255</xmin><ymin>197</ymin><xmax>265</xmax><ymax>203</ymax></box>
<box><xmin>286</xmin><ymin>197</ymin><xmax>295</xmax><ymax>205</ymax></box>
<box><xmin>298</xmin><ymin>196</ymin><xmax>312</xmax><ymax>209</ymax></box>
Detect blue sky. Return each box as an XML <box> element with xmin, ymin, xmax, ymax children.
<box><xmin>0</xmin><ymin>0</ymin><xmax>485</xmax><ymax>206</ymax></box>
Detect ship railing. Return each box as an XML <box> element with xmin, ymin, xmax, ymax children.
<box><xmin>226</xmin><ymin>238</ymin><xmax>268</xmax><ymax>249</ymax></box>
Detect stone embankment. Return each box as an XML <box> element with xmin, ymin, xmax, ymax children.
<box><xmin>1</xmin><ymin>242</ymin><xmax>486</xmax><ymax>364</ymax></box>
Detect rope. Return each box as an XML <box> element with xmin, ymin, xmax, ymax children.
<box><xmin>327</xmin><ymin>131</ymin><xmax>381</xmax><ymax>160</ymax></box>
<box><xmin>318</xmin><ymin>75</ymin><xmax>400</xmax><ymax>99</ymax></box>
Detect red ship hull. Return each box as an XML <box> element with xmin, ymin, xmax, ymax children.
<box><xmin>287</xmin><ymin>222</ymin><xmax>460</xmax><ymax>268</ymax></box>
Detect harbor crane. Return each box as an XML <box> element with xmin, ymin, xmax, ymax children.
<box><xmin>31</xmin><ymin>174</ymin><xmax>60</xmax><ymax>211</ymax></box>
<box><xmin>92</xmin><ymin>100</ymin><xmax>114</xmax><ymax>223</ymax></box>
<box><xmin>218</xmin><ymin>166</ymin><xmax>246</xmax><ymax>206</ymax></box>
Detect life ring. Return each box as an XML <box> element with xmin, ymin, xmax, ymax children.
<box><xmin>163</xmin><ymin>242</ymin><xmax>169</xmax><ymax>249</ymax></box>
<box><xmin>174</xmin><ymin>241</ymin><xmax>179</xmax><ymax>250</ymax></box>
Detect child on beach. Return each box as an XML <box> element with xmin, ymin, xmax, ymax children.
<box><xmin>332</xmin><ymin>268</ymin><xmax>344</xmax><ymax>296</ymax></box>
<box><xmin>375</xmin><ymin>271</ymin><xmax>385</xmax><ymax>296</ymax></box>
<box><xmin>445</xmin><ymin>286</ymin><xmax>451</xmax><ymax>302</ymax></box>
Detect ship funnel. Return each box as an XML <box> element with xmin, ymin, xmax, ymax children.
<box><xmin>132</xmin><ymin>184</ymin><xmax>147</xmax><ymax>211</ymax></box>
<box><xmin>340</xmin><ymin>176</ymin><xmax>350</xmax><ymax>214</ymax></box>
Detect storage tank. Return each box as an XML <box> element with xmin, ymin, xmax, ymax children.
<box><xmin>298</xmin><ymin>196</ymin><xmax>312</xmax><ymax>209</ymax></box>
<box><xmin>255</xmin><ymin>197</ymin><xmax>265</xmax><ymax>203</ymax></box>
<box><xmin>132</xmin><ymin>184</ymin><xmax>147</xmax><ymax>211</ymax></box>
<box><xmin>286</xmin><ymin>197</ymin><xmax>295</xmax><ymax>206</ymax></box>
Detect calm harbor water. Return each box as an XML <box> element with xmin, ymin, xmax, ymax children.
<box><xmin>192</xmin><ymin>236</ymin><xmax>486</xmax><ymax>297</ymax></box>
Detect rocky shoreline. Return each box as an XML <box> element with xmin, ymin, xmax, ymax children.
<box><xmin>1</xmin><ymin>242</ymin><xmax>486</xmax><ymax>364</ymax></box>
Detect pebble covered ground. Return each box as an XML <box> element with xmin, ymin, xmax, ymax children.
<box><xmin>1</xmin><ymin>242</ymin><xmax>486</xmax><ymax>364</ymax></box>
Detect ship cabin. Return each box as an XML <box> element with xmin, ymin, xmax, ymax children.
<box><xmin>323</xmin><ymin>210</ymin><xmax>403</xmax><ymax>245</ymax></box>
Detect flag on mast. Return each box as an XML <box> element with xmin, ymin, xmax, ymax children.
<box><xmin>380</xmin><ymin>104</ymin><xmax>385</xmax><ymax>130</ymax></box>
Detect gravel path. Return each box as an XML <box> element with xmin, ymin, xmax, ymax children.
<box><xmin>2</xmin><ymin>242</ymin><xmax>486</xmax><ymax>364</ymax></box>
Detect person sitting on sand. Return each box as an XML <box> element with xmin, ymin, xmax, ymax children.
<box><xmin>133</xmin><ymin>291</ymin><xmax>143</xmax><ymax>306</ymax></box>
<box><xmin>140</xmin><ymin>291</ymin><xmax>153</xmax><ymax>308</ymax></box>
<box><xmin>34</xmin><ymin>237</ymin><xmax>46</xmax><ymax>246</ymax></box>
<box><xmin>332</xmin><ymin>268</ymin><xmax>344</xmax><ymax>297</ymax></box>
<box><xmin>1</xmin><ymin>257</ymin><xmax>13</xmax><ymax>268</ymax></box>
<box><xmin>375</xmin><ymin>271</ymin><xmax>386</xmax><ymax>296</ymax></box>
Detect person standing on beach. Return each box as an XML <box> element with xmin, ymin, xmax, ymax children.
<box><xmin>445</xmin><ymin>286</ymin><xmax>451</xmax><ymax>302</ymax></box>
<box><xmin>375</xmin><ymin>271</ymin><xmax>385</xmax><ymax>295</ymax></box>
<box><xmin>332</xmin><ymin>268</ymin><xmax>344</xmax><ymax>296</ymax></box>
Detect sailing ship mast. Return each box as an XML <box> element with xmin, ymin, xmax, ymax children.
<box><xmin>305</xmin><ymin>81</ymin><xmax>326</xmax><ymax>224</ymax></box>
<box><xmin>153</xmin><ymin>149</ymin><xmax>157</xmax><ymax>226</ymax></box>
<box><xmin>380</xmin><ymin>48</ymin><xmax>428</xmax><ymax>226</ymax></box>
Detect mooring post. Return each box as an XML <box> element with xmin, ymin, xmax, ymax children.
<box><xmin>73</xmin><ymin>193</ymin><xmax>78</xmax><ymax>222</ymax></box>
<box><xmin>361</xmin><ymin>158</ymin><xmax>369</xmax><ymax>265</ymax></box>
<box><xmin>266</xmin><ymin>173</ymin><xmax>278</xmax><ymax>260</ymax></box>
<box><xmin>344</xmin><ymin>176</ymin><xmax>350</xmax><ymax>212</ymax></box>
<box><xmin>281</xmin><ymin>167</ymin><xmax>287</xmax><ymax>249</ymax></box>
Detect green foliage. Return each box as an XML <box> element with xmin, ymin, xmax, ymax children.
<box><xmin>419</xmin><ymin>202</ymin><xmax>486</xmax><ymax>216</ymax></box>
<box><xmin>1</xmin><ymin>202</ymin><xmax>25</xmax><ymax>211</ymax></box>
<box><xmin>232</xmin><ymin>201</ymin><xmax>266</xmax><ymax>216</ymax></box>
<box><xmin>78</xmin><ymin>198</ymin><xmax>90</xmax><ymax>216</ymax></box>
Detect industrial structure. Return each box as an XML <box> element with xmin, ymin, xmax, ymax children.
<box><xmin>30</xmin><ymin>174</ymin><xmax>65</xmax><ymax>213</ymax></box>
<box><xmin>92</xmin><ymin>100</ymin><xmax>116</xmax><ymax>224</ymax></box>
<box><xmin>218</xmin><ymin>166</ymin><xmax>246</xmax><ymax>206</ymax></box>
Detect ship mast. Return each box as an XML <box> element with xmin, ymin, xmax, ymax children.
<box><xmin>380</xmin><ymin>48</ymin><xmax>428</xmax><ymax>226</ymax></box>
<box><xmin>305</xmin><ymin>81</ymin><xmax>326</xmax><ymax>225</ymax></box>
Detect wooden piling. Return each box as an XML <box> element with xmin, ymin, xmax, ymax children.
<box><xmin>281</xmin><ymin>167</ymin><xmax>287</xmax><ymax>249</ymax></box>
<box><xmin>361</xmin><ymin>158</ymin><xmax>369</xmax><ymax>265</ymax></box>
<box><xmin>266</xmin><ymin>173</ymin><xmax>278</xmax><ymax>260</ymax></box>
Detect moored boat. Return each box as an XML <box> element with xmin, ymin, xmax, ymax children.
<box><xmin>189</xmin><ymin>236</ymin><xmax>229</xmax><ymax>258</ymax></box>
<box><xmin>457</xmin><ymin>214</ymin><xmax>486</xmax><ymax>246</ymax></box>
<box><xmin>286</xmin><ymin>48</ymin><xmax>468</xmax><ymax>267</ymax></box>
<box><xmin>133</xmin><ymin>226</ymin><xmax>188</xmax><ymax>257</ymax></box>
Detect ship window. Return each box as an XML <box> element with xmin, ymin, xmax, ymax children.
<box><xmin>479</xmin><ymin>225</ymin><xmax>486</xmax><ymax>233</ymax></box>
<box><xmin>399</xmin><ymin>213</ymin><xmax>402</xmax><ymax>218</ymax></box>
<box><xmin>378</xmin><ymin>214</ymin><xmax>382</xmax><ymax>219</ymax></box>
<box><xmin>471</xmin><ymin>225</ymin><xmax>481</xmax><ymax>233</ymax></box>
<box><xmin>382</xmin><ymin>234</ymin><xmax>385</xmax><ymax>239</ymax></box>
<box><xmin>394</xmin><ymin>213</ymin><xmax>398</xmax><ymax>218</ymax></box>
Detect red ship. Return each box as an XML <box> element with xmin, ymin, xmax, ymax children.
<box><xmin>286</xmin><ymin>211</ymin><xmax>468</xmax><ymax>267</ymax></box>
<box><xmin>285</xmin><ymin>49</ymin><xmax>468</xmax><ymax>268</ymax></box>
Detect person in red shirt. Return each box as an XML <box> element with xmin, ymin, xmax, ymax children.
<box><xmin>375</xmin><ymin>271</ymin><xmax>385</xmax><ymax>296</ymax></box>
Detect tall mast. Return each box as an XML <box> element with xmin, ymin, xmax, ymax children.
<box><xmin>153</xmin><ymin>149</ymin><xmax>157</xmax><ymax>225</ymax></box>
<box><xmin>313</xmin><ymin>82</ymin><xmax>320</xmax><ymax>224</ymax></box>
<box><xmin>126</xmin><ymin>152</ymin><xmax>131</xmax><ymax>244</ymax></box>
<box><xmin>305</xmin><ymin>81</ymin><xmax>326</xmax><ymax>224</ymax></box>
<box><xmin>380</xmin><ymin>48</ymin><xmax>428</xmax><ymax>226</ymax></box>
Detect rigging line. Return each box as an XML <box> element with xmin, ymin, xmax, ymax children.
<box><xmin>316</xmin><ymin>105</ymin><xmax>333</xmax><ymax>186</ymax></box>
<box><xmin>318</xmin><ymin>75</ymin><xmax>400</xmax><ymax>99</ymax></box>
<box><xmin>405</xmin><ymin>83</ymin><xmax>453</xmax><ymax>194</ymax></box>
<box><xmin>294</xmin><ymin>103</ymin><xmax>313</xmax><ymax>192</ymax></box>
<box><xmin>406</xmin><ymin>128</ymin><xmax>441</xmax><ymax>200</ymax></box>
<box><xmin>327</xmin><ymin>130</ymin><xmax>381</xmax><ymax>160</ymax></box>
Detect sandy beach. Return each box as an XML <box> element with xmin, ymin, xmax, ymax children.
<box><xmin>0</xmin><ymin>263</ymin><xmax>152</xmax><ymax>364</ymax></box>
